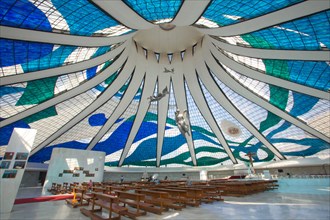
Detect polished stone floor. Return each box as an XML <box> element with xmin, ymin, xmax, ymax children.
<box><xmin>1</xmin><ymin>179</ymin><xmax>330</xmax><ymax>220</ymax></box>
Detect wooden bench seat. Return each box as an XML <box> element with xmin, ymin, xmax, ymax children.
<box><xmin>104</xmin><ymin>186</ymin><xmax>127</xmax><ymax>195</ymax></box>
<box><xmin>80</xmin><ymin>209</ymin><xmax>105</xmax><ymax>220</ymax></box>
<box><xmin>165</xmin><ymin>187</ymin><xmax>202</xmax><ymax>207</ymax></box>
<box><xmin>210</xmin><ymin>180</ymin><xmax>277</xmax><ymax>196</ymax></box>
<box><xmin>51</xmin><ymin>183</ymin><xmax>62</xmax><ymax>195</ymax></box>
<box><xmin>80</xmin><ymin>192</ymin><xmax>127</xmax><ymax>220</ymax></box>
<box><xmin>66</xmin><ymin>188</ymin><xmax>92</xmax><ymax>208</ymax></box>
<box><xmin>193</xmin><ymin>185</ymin><xmax>224</xmax><ymax>202</ymax></box>
<box><xmin>264</xmin><ymin>180</ymin><xmax>279</xmax><ymax>190</ymax></box>
<box><xmin>47</xmin><ymin>183</ymin><xmax>56</xmax><ymax>194</ymax></box>
<box><xmin>153</xmin><ymin>188</ymin><xmax>188</xmax><ymax>208</ymax></box>
<box><xmin>115</xmin><ymin>190</ymin><xmax>164</xmax><ymax>216</ymax></box>
<box><xmin>135</xmin><ymin>189</ymin><xmax>182</xmax><ymax>211</ymax></box>
<box><xmin>127</xmin><ymin>200</ymin><xmax>163</xmax><ymax>215</ymax></box>
<box><xmin>92</xmin><ymin>186</ymin><xmax>107</xmax><ymax>193</ymax></box>
<box><xmin>114</xmin><ymin>191</ymin><xmax>150</xmax><ymax>219</ymax></box>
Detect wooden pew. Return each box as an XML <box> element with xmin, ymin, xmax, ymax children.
<box><xmin>153</xmin><ymin>188</ymin><xmax>187</xmax><ymax>208</ymax></box>
<box><xmin>114</xmin><ymin>191</ymin><xmax>146</xmax><ymax>219</ymax></box>
<box><xmin>165</xmin><ymin>187</ymin><xmax>202</xmax><ymax>206</ymax></box>
<box><xmin>192</xmin><ymin>185</ymin><xmax>224</xmax><ymax>201</ymax></box>
<box><xmin>66</xmin><ymin>187</ymin><xmax>92</xmax><ymax>208</ymax></box>
<box><xmin>104</xmin><ymin>185</ymin><xmax>127</xmax><ymax>195</ymax></box>
<box><xmin>92</xmin><ymin>186</ymin><xmax>107</xmax><ymax>193</ymax></box>
<box><xmin>93</xmin><ymin>182</ymin><xmax>103</xmax><ymax>187</ymax></box>
<box><xmin>211</xmin><ymin>181</ymin><xmax>248</xmax><ymax>196</ymax></box>
<box><xmin>53</xmin><ymin>183</ymin><xmax>62</xmax><ymax>195</ymax></box>
<box><xmin>47</xmin><ymin>183</ymin><xmax>56</xmax><ymax>194</ymax></box>
<box><xmin>135</xmin><ymin>189</ymin><xmax>182</xmax><ymax>211</ymax></box>
<box><xmin>266</xmin><ymin>180</ymin><xmax>279</xmax><ymax>190</ymax></box>
<box><xmin>80</xmin><ymin>192</ymin><xmax>127</xmax><ymax>220</ymax></box>
<box><xmin>67</xmin><ymin>183</ymin><xmax>76</xmax><ymax>194</ymax></box>
<box><xmin>210</xmin><ymin>180</ymin><xmax>276</xmax><ymax>196</ymax></box>
<box><xmin>114</xmin><ymin>190</ymin><xmax>162</xmax><ymax>219</ymax></box>
<box><xmin>60</xmin><ymin>182</ymin><xmax>69</xmax><ymax>194</ymax></box>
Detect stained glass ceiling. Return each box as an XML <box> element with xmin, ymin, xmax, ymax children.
<box><xmin>0</xmin><ymin>0</ymin><xmax>329</xmax><ymax>167</ymax></box>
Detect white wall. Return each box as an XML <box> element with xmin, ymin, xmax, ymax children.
<box><xmin>42</xmin><ymin>148</ymin><xmax>105</xmax><ymax>195</ymax></box>
<box><xmin>20</xmin><ymin>171</ymin><xmax>40</xmax><ymax>187</ymax></box>
<box><xmin>0</xmin><ymin>128</ymin><xmax>36</xmax><ymax>213</ymax></box>
<box><xmin>103</xmin><ymin>157</ymin><xmax>329</xmax><ymax>181</ymax></box>
<box><xmin>104</xmin><ymin>171</ymin><xmax>201</xmax><ymax>182</ymax></box>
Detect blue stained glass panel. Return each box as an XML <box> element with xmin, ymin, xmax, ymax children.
<box><xmin>281</xmin><ymin>11</ymin><xmax>330</xmax><ymax>49</ymax></box>
<box><xmin>21</xmin><ymin>45</ymin><xmax>77</xmax><ymax>72</ymax></box>
<box><xmin>0</xmin><ymin>118</ymin><xmax>30</xmax><ymax>146</ymax></box>
<box><xmin>289</xmin><ymin>93</ymin><xmax>319</xmax><ymax>117</ymax></box>
<box><xmin>0</xmin><ymin>86</ymin><xmax>24</xmax><ymax>97</ymax></box>
<box><xmin>86</xmin><ymin>46</ymin><xmax>112</xmax><ymax>80</ymax></box>
<box><xmin>242</xmin><ymin>11</ymin><xmax>330</xmax><ymax>50</ymax></box>
<box><xmin>0</xmin><ymin>0</ymin><xmax>52</xmax><ymax>31</ymax></box>
<box><xmin>28</xmin><ymin>141</ymin><xmax>87</xmax><ymax>163</ymax></box>
<box><xmin>216</xmin><ymin>76</ymin><xmax>329</xmax><ymax>159</ymax></box>
<box><xmin>287</xmin><ymin>61</ymin><xmax>330</xmax><ymax>90</ymax></box>
<box><xmin>0</xmin><ymin>39</ymin><xmax>53</xmax><ymax>67</ymax></box>
<box><xmin>123</xmin><ymin>0</ymin><xmax>182</xmax><ymax>22</ymax></box>
<box><xmin>52</xmin><ymin>0</ymin><xmax>120</xmax><ymax>36</ymax></box>
<box><xmin>202</xmin><ymin>0</ymin><xmax>302</xmax><ymax>26</ymax></box>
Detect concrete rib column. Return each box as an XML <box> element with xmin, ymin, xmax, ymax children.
<box><xmin>198</xmin><ymin>45</ymin><xmax>286</xmax><ymax>160</ymax></box>
<box><xmin>171</xmin><ymin>52</ymin><xmax>197</xmax><ymax>166</ymax></box>
<box><xmin>118</xmin><ymin>53</ymin><xmax>158</xmax><ymax>166</ymax></box>
<box><xmin>156</xmin><ymin>55</ymin><xmax>171</xmax><ymax>167</ymax></box>
<box><xmin>209</xmin><ymin>36</ymin><xmax>330</xmax><ymax>61</ymax></box>
<box><xmin>30</xmin><ymin>42</ymin><xmax>137</xmax><ymax>156</ymax></box>
<box><xmin>206</xmin><ymin>38</ymin><xmax>329</xmax><ymax>100</ymax></box>
<box><xmin>202</xmin><ymin>43</ymin><xmax>329</xmax><ymax>143</ymax></box>
<box><xmin>184</xmin><ymin>45</ymin><xmax>237</xmax><ymax>164</ymax></box>
<box><xmin>0</xmin><ymin>25</ymin><xmax>134</xmax><ymax>46</ymax></box>
<box><xmin>1</xmin><ymin>44</ymin><xmax>131</xmax><ymax>128</ymax></box>
<box><xmin>86</xmin><ymin>47</ymin><xmax>147</xmax><ymax>151</ymax></box>
<box><xmin>171</xmin><ymin>0</ymin><xmax>211</xmax><ymax>26</ymax></box>
<box><xmin>0</xmin><ymin>42</ymin><xmax>128</xmax><ymax>86</ymax></box>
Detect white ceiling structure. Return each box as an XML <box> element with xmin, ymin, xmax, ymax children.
<box><xmin>0</xmin><ymin>0</ymin><xmax>329</xmax><ymax>167</ymax></box>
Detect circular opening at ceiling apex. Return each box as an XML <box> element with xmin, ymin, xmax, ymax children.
<box><xmin>133</xmin><ymin>26</ymin><xmax>204</xmax><ymax>53</ymax></box>
<box><xmin>159</xmin><ymin>23</ymin><xmax>176</xmax><ymax>31</ymax></box>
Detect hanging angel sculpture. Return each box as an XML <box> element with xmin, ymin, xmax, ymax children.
<box><xmin>163</xmin><ymin>67</ymin><xmax>174</xmax><ymax>74</ymax></box>
<box><xmin>148</xmin><ymin>87</ymin><xmax>169</xmax><ymax>102</ymax></box>
<box><xmin>175</xmin><ymin>109</ymin><xmax>190</xmax><ymax>136</ymax></box>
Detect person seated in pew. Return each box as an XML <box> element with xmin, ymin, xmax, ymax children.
<box><xmin>88</xmin><ymin>179</ymin><xmax>93</xmax><ymax>192</ymax></box>
<box><xmin>186</xmin><ymin>176</ymin><xmax>192</xmax><ymax>186</ymax></box>
<box><xmin>154</xmin><ymin>178</ymin><xmax>160</xmax><ymax>185</ymax></box>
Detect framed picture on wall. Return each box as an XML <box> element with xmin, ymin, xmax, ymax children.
<box><xmin>4</xmin><ymin>152</ymin><xmax>15</xmax><ymax>160</ymax></box>
<box><xmin>13</xmin><ymin>161</ymin><xmax>26</xmax><ymax>169</ymax></box>
<box><xmin>63</xmin><ymin>170</ymin><xmax>74</xmax><ymax>173</ymax></box>
<box><xmin>0</xmin><ymin>161</ymin><xmax>11</xmax><ymax>169</ymax></box>
<box><xmin>15</xmin><ymin>152</ymin><xmax>29</xmax><ymax>160</ymax></box>
<box><xmin>2</xmin><ymin>170</ymin><xmax>17</xmax><ymax>178</ymax></box>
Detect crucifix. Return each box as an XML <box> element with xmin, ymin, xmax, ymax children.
<box><xmin>245</xmin><ymin>152</ymin><xmax>256</xmax><ymax>174</ymax></box>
